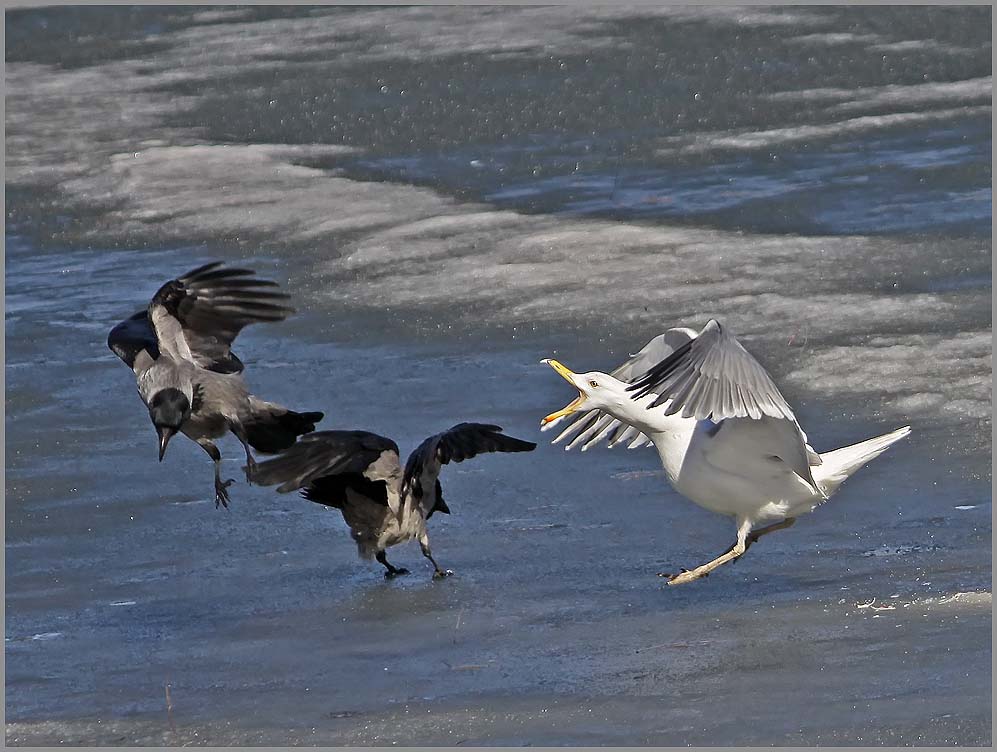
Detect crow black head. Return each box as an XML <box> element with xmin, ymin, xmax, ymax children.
<box><xmin>148</xmin><ymin>388</ymin><xmax>191</xmax><ymax>461</ymax></box>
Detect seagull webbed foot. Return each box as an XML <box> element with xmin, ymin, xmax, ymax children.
<box><xmin>383</xmin><ymin>567</ymin><xmax>410</xmax><ymax>579</ymax></box>
<box><xmin>433</xmin><ymin>569</ymin><xmax>455</xmax><ymax>579</ymax></box>
<box><xmin>657</xmin><ymin>568</ymin><xmax>709</xmax><ymax>584</ymax></box>
<box><xmin>214</xmin><ymin>478</ymin><xmax>235</xmax><ymax>509</ymax></box>
<box><xmin>665</xmin><ymin>568</ymin><xmax>710</xmax><ymax>586</ymax></box>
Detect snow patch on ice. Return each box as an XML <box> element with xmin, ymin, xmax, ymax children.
<box><xmin>656</xmin><ymin>106</ymin><xmax>992</xmax><ymax>157</ymax></box>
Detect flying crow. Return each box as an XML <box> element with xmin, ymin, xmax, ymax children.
<box><xmin>108</xmin><ymin>262</ymin><xmax>324</xmax><ymax>507</ymax></box>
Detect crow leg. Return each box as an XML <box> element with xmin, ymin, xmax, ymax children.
<box><xmin>229</xmin><ymin>424</ymin><xmax>257</xmax><ymax>481</ymax></box>
<box><xmin>376</xmin><ymin>551</ymin><xmax>409</xmax><ymax>578</ymax></box>
<box><xmin>419</xmin><ymin>533</ymin><xmax>452</xmax><ymax>579</ymax></box>
<box><xmin>197</xmin><ymin>439</ymin><xmax>234</xmax><ymax>509</ymax></box>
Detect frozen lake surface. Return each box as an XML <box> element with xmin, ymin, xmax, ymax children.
<box><xmin>5</xmin><ymin>6</ymin><xmax>991</xmax><ymax>745</ymax></box>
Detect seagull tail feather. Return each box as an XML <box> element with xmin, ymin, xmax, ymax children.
<box><xmin>813</xmin><ymin>425</ymin><xmax>912</xmax><ymax>497</ymax></box>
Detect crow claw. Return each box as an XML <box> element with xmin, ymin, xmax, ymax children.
<box><xmin>214</xmin><ymin>478</ymin><xmax>235</xmax><ymax>509</ymax></box>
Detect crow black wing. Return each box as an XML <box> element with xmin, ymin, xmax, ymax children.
<box><xmin>107</xmin><ymin>310</ymin><xmax>160</xmax><ymax>371</ymax></box>
<box><xmin>148</xmin><ymin>262</ymin><xmax>293</xmax><ymax>374</ymax></box>
<box><xmin>248</xmin><ymin>431</ymin><xmax>402</xmax><ymax>508</ymax></box>
<box><xmin>401</xmin><ymin>423</ymin><xmax>536</xmax><ymax>516</ymax></box>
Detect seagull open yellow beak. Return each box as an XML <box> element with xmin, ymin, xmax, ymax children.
<box><xmin>541</xmin><ymin>359</ymin><xmax>587</xmax><ymax>426</ymax></box>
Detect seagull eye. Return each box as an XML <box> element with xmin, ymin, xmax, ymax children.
<box><xmin>588</xmin><ymin>379</ymin><xmax>600</xmax><ymax>388</ymax></box>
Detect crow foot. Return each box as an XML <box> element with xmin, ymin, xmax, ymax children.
<box><xmin>215</xmin><ymin>478</ymin><xmax>235</xmax><ymax>509</ymax></box>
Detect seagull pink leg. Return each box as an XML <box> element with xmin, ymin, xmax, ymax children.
<box><xmin>665</xmin><ymin>517</ymin><xmax>753</xmax><ymax>586</ymax></box>
<box><xmin>713</xmin><ymin>516</ymin><xmax>797</xmax><ymax>560</ymax></box>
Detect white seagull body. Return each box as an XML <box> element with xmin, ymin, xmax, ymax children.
<box><xmin>541</xmin><ymin>320</ymin><xmax>911</xmax><ymax>586</ymax></box>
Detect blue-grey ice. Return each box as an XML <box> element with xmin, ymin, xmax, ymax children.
<box><xmin>5</xmin><ymin>5</ymin><xmax>990</xmax><ymax>746</ymax></box>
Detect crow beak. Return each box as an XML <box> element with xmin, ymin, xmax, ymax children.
<box><xmin>157</xmin><ymin>426</ymin><xmax>176</xmax><ymax>462</ymax></box>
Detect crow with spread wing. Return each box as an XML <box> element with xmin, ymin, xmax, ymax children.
<box><xmin>108</xmin><ymin>262</ymin><xmax>323</xmax><ymax>507</ymax></box>
<box><xmin>249</xmin><ymin>423</ymin><xmax>535</xmax><ymax>578</ymax></box>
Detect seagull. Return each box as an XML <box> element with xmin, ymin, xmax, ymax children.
<box><xmin>107</xmin><ymin>262</ymin><xmax>324</xmax><ymax>508</ymax></box>
<box><xmin>541</xmin><ymin>319</ymin><xmax>911</xmax><ymax>586</ymax></box>
<box><xmin>248</xmin><ymin>423</ymin><xmax>536</xmax><ymax>578</ymax></box>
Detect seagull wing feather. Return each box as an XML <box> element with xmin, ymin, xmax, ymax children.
<box><xmin>567</xmin><ymin>414</ymin><xmax>616</xmax><ymax>451</ymax></box>
<box><xmin>629</xmin><ymin>319</ymin><xmax>795</xmax><ymax>422</ymax></box>
<box><xmin>551</xmin><ymin>410</ymin><xmax>600</xmax><ymax>445</ymax></box>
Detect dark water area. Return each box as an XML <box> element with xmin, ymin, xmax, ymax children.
<box><xmin>346</xmin><ymin>116</ymin><xmax>992</xmax><ymax>235</ymax></box>
<box><xmin>5</xmin><ymin>6</ymin><xmax>992</xmax><ymax>746</ymax></box>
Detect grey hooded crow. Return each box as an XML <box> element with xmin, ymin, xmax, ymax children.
<box><xmin>107</xmin><ymin>262</ymin><xmax>324</xmax><ymax>507</ymax></box>
<box><xmin>248</xmin><ymin>423</ymin><xmax>536</xmax><ymax>578</ymax></box>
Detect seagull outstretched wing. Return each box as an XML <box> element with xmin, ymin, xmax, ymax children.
<box><xmin>628</xmin><ymin>319</ymin><xmax>795</xmax><ymax>422</ymax></box>
<box><xmin>628</xmin><ymin>320</ymin><xmax>820</xmax><ymax>492</ymax></box>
